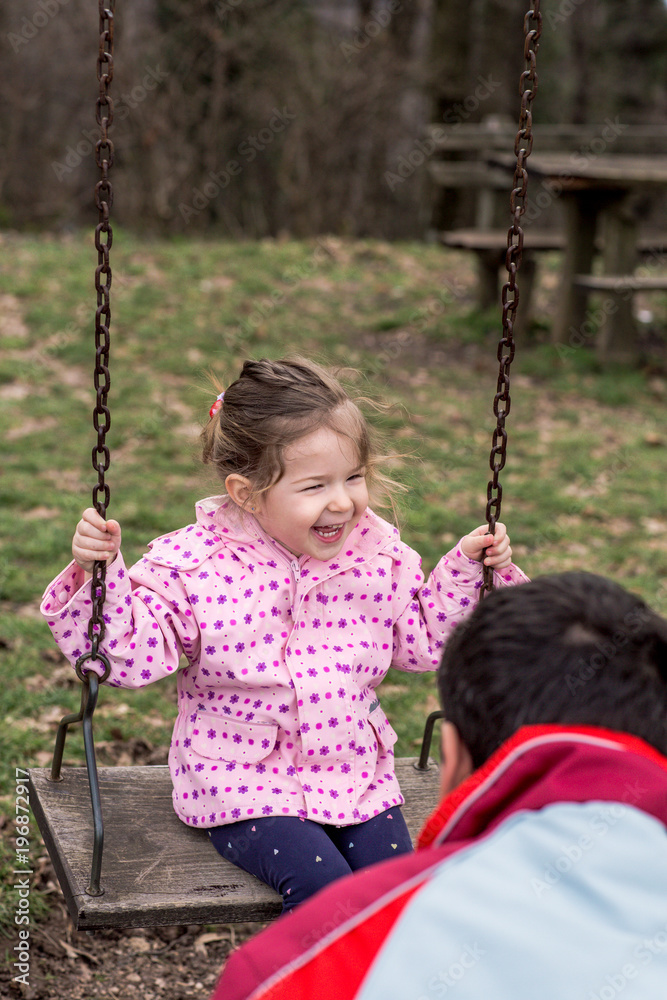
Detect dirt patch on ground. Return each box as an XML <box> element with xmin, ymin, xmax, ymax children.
<box><xmin>3</xmin><ymin>866</ymin><xmax>264</xmax><ymax>1000</ymax></box>
<box><xmin>0</xmin><ymin>294</ymin><xmax>30</xmax><ymax>340</ymax></box>
<box><xmin>2</xmin><ymin>732</ymin><xmax>265</xmax><ymax>1000</ymax></box>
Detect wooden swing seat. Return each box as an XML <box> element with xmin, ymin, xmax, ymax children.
<box><xmin>29</xmin><ymin>758</ymin><xmax>440</xmax><ymax>931</ymax></box>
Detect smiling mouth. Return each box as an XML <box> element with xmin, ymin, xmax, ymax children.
<box><xmin>312</xmin><ymin>523</ymin><xmax>345</xmax><ymax>541</ymax></box>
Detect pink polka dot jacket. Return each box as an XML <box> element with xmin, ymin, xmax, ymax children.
<box><xmin>40</xmin><ymin>497</ymin><xmax>529</xmax><ymax>830</ymax></box>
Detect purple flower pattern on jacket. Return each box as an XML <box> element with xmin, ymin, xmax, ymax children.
<box><xmin>40</xmin><ymin>497</ymin><xmax>528</xmax><ymax>829</ymax></box>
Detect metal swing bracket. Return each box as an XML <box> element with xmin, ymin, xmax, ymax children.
<box><xmin>413</xmin><ymin>710</ymin><xmax>447</xmax><ymax>772</ymax></box>
<box><xmin>48</xmin><ymin>647</ymin><xmax>111</xmax><ymax>897</ymax></box>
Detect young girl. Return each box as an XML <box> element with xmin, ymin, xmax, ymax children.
<box><xmin>41</xmin><ymin>357</ymin><xmax>528</xmax><ymax>911</ymax></box>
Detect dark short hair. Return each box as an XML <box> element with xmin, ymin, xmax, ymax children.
<box><xmin>438</xmin><ymin>572</ymin><xmax>667</xmax><ymax>768</ymax></box>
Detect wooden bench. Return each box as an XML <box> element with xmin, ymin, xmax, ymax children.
<box><xmin>572</xmin><ymin>273</ymin><xmax>667</xmax><ymax>358</ymax></box>
<box><xmin>439</xmin><ymin>228</ymin><xmax>667</xmax><ymax>338</ymax></box>
<box><xmin>573</xmin><ymin>275</ymin><xmax>667</xmax><ymax>292</ymax></box>
<box><xmin>29</xmin><ymin>758</ymin><xmax>441</xmax><ymax>931</ymax></box>
<box><xmin>636</xmin><ymin>237</ymin><xmax>667</xmax><ymax>257</ymax></box>
<box><xmin>440</xmin><ymin>228</ymin><xmax>565</xmax><ymax>331</ymax></box>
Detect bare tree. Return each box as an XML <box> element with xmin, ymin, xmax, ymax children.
<box><xmin>1</xmin><ymin>0</ymin><xmax>666</xmax><ymax>236</ymax></box>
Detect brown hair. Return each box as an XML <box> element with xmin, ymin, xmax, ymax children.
<box><xmin>201</xmin><ymin>357</ymin><xmax>402</xmax><ymax>516</ymax></box>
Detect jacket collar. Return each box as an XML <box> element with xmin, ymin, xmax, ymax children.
<box><xmin>197</xmin><ymin>495</ymin><xmax>399</xmax><ymax>582</ymax></box>
<box><xmin>418</xmin><ymin>723</ymin><xmax>667</xmax><ymax>850</ymax></box>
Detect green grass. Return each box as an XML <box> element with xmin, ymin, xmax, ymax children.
<box><xmin>2</xmin><ymin>230</ymin><xmax>667</xmax><ymax>931</ymax></box>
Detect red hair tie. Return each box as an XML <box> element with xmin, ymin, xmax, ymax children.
<box><xmin>209</xmin><ymin>391</ymin><xmax>225</xmax><ymax>419</ymax></box>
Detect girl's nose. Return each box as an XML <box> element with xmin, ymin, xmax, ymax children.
<box><xmin>328</xmin><ymin>486</ymin><xmax>354</xmax><ymax>513</ymax></box>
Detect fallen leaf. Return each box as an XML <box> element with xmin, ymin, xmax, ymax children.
<box><xmin>57</xmin><ymin>938</ymin><xmax>79</xmax><ymax>960</ymax></box>
<box><xmin>193</xmin><ymin>931</ymin><xmax>230</xmax><ymax>956</ymax></box>
<box><xmin>642</xmin><ymin>517</ymin><xmax>667</xmax><ymax>536</ymax></box>
<box><xmin>38</xmin><ymin>933</ymin><xmax>99</xmax><ymax>964</ymax></box>
<box><xmin>644</xmin><ymin>432</ymin><xmax>665</xmax><ymax>447</ymax></box>
<box><xmin>23</xmin><ymin>506</ymin><xmax>60</xmax><ymax>520</ymax></box>
<box><xmin>127</xmin><ymin>936</ymin><xmax>152</xmax><ymax>953</ymax></box>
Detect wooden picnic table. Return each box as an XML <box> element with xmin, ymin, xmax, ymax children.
<box><xmin>489</xmin><ymin>153</ymin><xmax>667</xmax><ymax>360</ymax></box>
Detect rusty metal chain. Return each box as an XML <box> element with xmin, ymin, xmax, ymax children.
<box><xmin>87</xmin><ymin>0</ymin><xmax>115</xmax><ymax>654</ymax></box>
<box><xmin>482</xmin><ymin>1</ymin><xmax>541</xmax><ymax>594</ymax></box>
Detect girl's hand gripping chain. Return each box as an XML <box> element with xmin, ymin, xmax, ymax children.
<box><xmin>72</xmin><ymin>507</ymin><xmax>122</xmax><ymax>574</ymax></box>
<box><xmin>460</xmin><ymin>522</ymin><xmax>513</xmax><ymax>571</ymax></box>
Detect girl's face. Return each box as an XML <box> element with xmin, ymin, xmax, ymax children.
<box><xmin>252</xmin><ymin>425</ymin><xmax>369</xmax><ymax>561</ymax></box>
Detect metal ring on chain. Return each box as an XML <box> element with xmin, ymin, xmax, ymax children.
<box><xmin>75</xmin><ymin>649</ymin><xmax>112</xmax><ymax>685</ymax></box>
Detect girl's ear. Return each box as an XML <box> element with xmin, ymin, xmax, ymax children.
<box><xmin>225</xmin><ymin>474</ymin><xmax>255</xmax><ymax>509</ymax></box>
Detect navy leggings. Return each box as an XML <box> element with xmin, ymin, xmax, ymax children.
<box><xmin>208</xmin><ymin>807</ymin><xmax>413</xmax><ymax>912</ymax></box>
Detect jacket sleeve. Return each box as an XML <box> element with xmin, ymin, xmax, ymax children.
<box><xmin>40</xmin><ymin>551</ymin><xmax>201</xmax><ymax>688</ymax></box>
<box><xmin>390</xmin><ymin>539</ymin><xmax>529</xmax><ymax>673</ymax></box>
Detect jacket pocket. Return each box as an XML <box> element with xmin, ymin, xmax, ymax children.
<box><xmin>190</xmin><ymin>712</ymin><xmax>278</xmax><ymax>763</ymax></box>
<box><xmin>368</xmin><ymin>699</ymin><xmax>398</xmax><ymax>751</ymax></box>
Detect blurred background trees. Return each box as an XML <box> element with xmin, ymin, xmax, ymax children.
<box><xmin>1</xmin><ymin>0</ymin><xmax>666</xmax><ymax>237</ymax></box>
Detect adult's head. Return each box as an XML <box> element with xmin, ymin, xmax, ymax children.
<box><xmin>438</xmin><ymin>571</ymin><xmax>667</xmax><ymax>790</ymax></box>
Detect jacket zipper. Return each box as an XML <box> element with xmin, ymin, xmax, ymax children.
<box><xmin>255</xmin><ymin>529</ymin><xmax>304</xmax><ymax>613</ymax></box>
<box><xmin>289</xmin><ymin>559</ymin><xmax>304</xmax><ymax>621</ymax></box>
